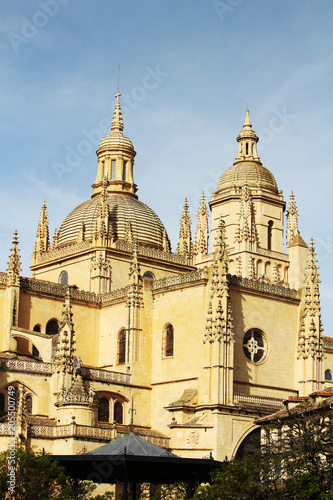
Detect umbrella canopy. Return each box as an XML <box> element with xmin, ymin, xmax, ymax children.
<box><xmin>88</xmin><ymin>433</ymin><xmax>178</xmax><ymax>458</ymax></box>
<box><xmin>51</xmin><ymin>433</ymin><xmax>225</xmax><ymax>498</ymax></box>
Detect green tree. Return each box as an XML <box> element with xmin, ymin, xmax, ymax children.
<box><xmin>194</xmin><ymin>404</ymin><xmax>333</xmax><ymax>500</ymax></box>
<box><xmin>0</xmin><ymin>447</ymin><xmax>75</xmax><ymax>500</ymax></box>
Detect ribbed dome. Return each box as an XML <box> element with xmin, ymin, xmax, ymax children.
<box><xmin>217</xmin><ymin>161</ymin><xmax>278</xmax><ymax>194</ymax></box>
<box><xmin>98</xmin><ymin>132</ymin><xmax>134</xmax><ymax>153</ymax></box>
<box><xmin>57</xmin><ymin>194</ymin><xmax>169</xmax><ymax>250</ymax></box>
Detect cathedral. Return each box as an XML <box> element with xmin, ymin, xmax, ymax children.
<box><xmin>0</xmin><ymin>92</ymin><xmax>332</xmax><ymax>461</ymax></box>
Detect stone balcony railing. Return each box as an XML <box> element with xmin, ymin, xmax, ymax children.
<box><xmin>0</xmin><ymin>422</ymin><xmax>170</xmax><ymax>448</ymax></box>
<box><xmin>0</xmin><ymin>358</ymin><xmax>131</xmax><ymax>385</ymax></box>
<box><xmin>153</xmin><ymin>269</ymin><xmax>207</xmax><ymax>290</ymax></box>
<box><xmin>228</xmin><ymin>275</ymin><xmax>298</xmax><ymax>299</ymax></box>
<box><xmin>233</xmin><ymin>393</ymin><xmax>284</xmax><ymax>409</ymax></box>
<box><xmin>0</xmin><ymin>358</ymin><xmax>53</xmax><ymax>375</ymax></box>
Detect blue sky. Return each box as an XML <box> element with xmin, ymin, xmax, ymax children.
<box><xmin>1</xmin><ymin>0</ymin><xmax>333</xmax><ymax>330</ymax></box>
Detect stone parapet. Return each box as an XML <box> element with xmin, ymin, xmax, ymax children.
<box><xmin>228</xmin><ymin>274</ymin><xmax>298</xmax><ymax>299</ymax></box>
<box><xmin>233</xmin><ymin>393</ymin><xmax>284</xmax><ymax>409</ymax></box>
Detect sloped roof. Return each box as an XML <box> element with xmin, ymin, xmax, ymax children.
<box><xmin>88</xmin><ymin>433</ymin><xmax>178</xmax><ymax>457</ymax></box>
<box><xmin>255</xmin><ymin>387</ymin><xmax>333</xmax><ymax>424</ymax></box>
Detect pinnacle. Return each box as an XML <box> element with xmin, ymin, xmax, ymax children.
<box><xmin>111</xmin><ymin>90</ymin><xmax>124</xmax><ymax>133</ymax></box>
<box><xmin>244</xmin><ymin>108</ymin><xmax>252</xmax><ymax>128</ymax></box>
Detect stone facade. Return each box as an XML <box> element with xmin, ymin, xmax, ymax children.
<box><xmin>0</xmin><ymin>96</ymin><xmax>332</xmax><ymax>462</ymax></box>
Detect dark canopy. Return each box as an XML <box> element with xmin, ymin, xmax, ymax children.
<box><xmin>52</xmin><ymin>434</ymin><xmax>223</xmax><ymax>487</ymax></box>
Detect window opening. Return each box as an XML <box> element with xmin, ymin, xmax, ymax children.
<box><xmin>98</xmin><ymin>397</ymin><xmax>109</xmax><ymax>422</ymax></box>
<box><xmin>59</xmin><ymin>271</ymin><xmax>68</xmax><ymax>285</ymax></box>
<box><xmin>26</xmin><ymin>395</ymin><xmax>32</xmax><ymax>414</ymax></box>
<box><xmin>268</xmin><ymin>221</ymin><xmax>273</xmax><ymax>250</ymax></box>
<box><xmin>118</xmin><ymin>329</ymin><xmax>126</xmax><ymax>364</ymax></box>
<box><xmin>114</xmin><ymin>401</ymin><xmax>123</xmax><ymax>424</ymax></box>
<box><xmin>111</xmin><ymin>160</ymin><xmax>116</xmax><ymax>180</ymax></box>
<box><xmin>32</xmin><ymin>345</ymin><xmax>40</xmax><ymax>357</ymax></box>
<box><xmin>122</xmin><ymin>161</ymin><xmax>126</xmax><ymax>181</ymax></box>
<box><xmin>46</xmin><ymin>320</ymin><xmax>59</xmax><ymax>335</ymax></box>
<box><xmin>243</xmin><ymin>329</ymin><xmax>267</xmax><ymax>364</ymax></box>
<box><xmin>163</xmin><ymin>324</ymin><xmax>174</xmax><ymax>358</ymax></box>
<box><xmin>325</xmin><ymin>370</ymin><xmax>332</xmax><ymax>382</ymax></box>
<box><xmin>143</xmin><ymin>271</ymin><xmax>155</xmax><ymax>280</ymax></box>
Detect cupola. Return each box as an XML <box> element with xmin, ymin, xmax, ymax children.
<box><xmin>215</xmin><ymin>109</ymin><xmax>278</xmax><ymax>195</ymax></box>
<box><xmin>92</xmin><ymin>91</ymin><xmax>137</xmax><ymax>198</ymax></box>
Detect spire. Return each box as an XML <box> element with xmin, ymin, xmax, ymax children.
<box><xmin>176</xmin><ymin>198</ymin><xmax>192</xmax><ymax>257</ymax></box>
<box><xmin>36</xmin><ymin>199</ymin><xmax>50</xmax><ymax>253</ymax></box>
<box><xmin>111</xmin><ymin>90</ymin><xmax>124</xmax><ymax>133</ymax></box>
<box><xmin>93</xmin><ymin>91</ymin><xmax>137</xmax><ymax>198</ymax></box>
<box><xmin>213</xmin><ymin>217</ymin><xmax>229</xmax><ymax>277</ymax></box>
<box><xmin>193</xmin><ymin>192</ymin><xmax>209</xmax><ymax>260</ymax></box>
<box><xmin>234</xmin><ymin>182</ymin><xmax>259</xmax><ymax>251</ymax></box>
<box><xmin>32</xmin><ymin>200</ymin><xmax>50</xmax><ymax>264</ymax></box>
<box><xmin>205</xmin><ymin>217</ymin><xmax>231</xmax><ymax>344</ymax></box>
<box><xmin>94</xmin><ymin>181</ymin><xmax>111</xmax><ymax>246</ymax></box>
<box><xmin>234</xmin><ymin>108</ymin><xmax>260</xmax><ymax>163</ymax></box>
<box><xmin>286</xmin><ymin>191</ymin><xmax>299</xmax><ymax>246</ymax></box>
<box><xmin>54</xmin><ymin>290</ymin><xmax>76</xmax><ymax>375</ymax></box>
<box><xmin>7</xmin><ymin>230</ymin><xmax>21</xmax><ymax>286</ymax></box>
<box><xmin>204</xmin><ymin>216</ymin><xmax>233</xmax><ymax>405</ymax></box>
<box><xmin>297</xmin><ymin>239</ymin><xmax>324</xmax><ymax>394</ymax></box>
<box><xmin>52</xmin><ymin>228</ymin><xmax>58</xmax><ymax>250</ymax></box>
<box><xmin>128</xmin><ymin>240</ymin><xmax>142</xmax><ymax>287</ymax></box>
<box><xmin>244</xmin><ymin>108</ymin><xmax>251</xmax><ymax>127</ymax></box>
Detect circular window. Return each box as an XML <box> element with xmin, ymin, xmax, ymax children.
<box><xmin>243</xmin><ymin>329</ymin><xmax>267</xmax><ymax>364</ymax></box>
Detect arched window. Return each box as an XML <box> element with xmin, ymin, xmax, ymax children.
<box><xmin>33</xmin><ymin>324</ymin><xmax>41</xmax><ymax>333</ymax></box>
<box><xmin>26</xmin><ymin>395</ymin><xmax>32</xmax><ymax>414</ymax></box>
<box><xmin>267</xmin><ymin>221</ymin><xmax>273</xmax><ymax>250</ymax></box>
<box><xmin>0</xmin><ymin>394</ymin><xmax>4</xmax><ymax>413</ymax></box>
<box><xmin>325</xmin><ymin>369</ymin><xmax>332</xmax><ymax>382</ymax></box>
<box><xmin>98</xmin><ymin>397</ymin><xmax>109</xmax><ymax>422</ymax></box>
<box><xmin>46</xmin><ymin>319</ymin><xmax>59</xmax><ymax>335</ymax></box>
<box><xmin>111</xmin><ymin>160</ymin><xmax>116</xmax><ymax>180</ymax></box>
<box><xmin>143</xmin><ymin>271</ymin><xmax>155</xmax><ymax>280</ymax></box>
<box><xmin>163</xmin><ymin>323</ymin><xmax>174</xmax><ymax>358</ymax></box>
<box><xmin>114</xmin><ymin>401</ymin><xmax>123</xmax><ymax>424</ymax></box>
<box><xmin>59</xmin><ymin>271</ymin><xmax>68</xmax><ymax>285</ymax></box>
<box><xmin>117</xmin><ymin>329</ymin><xmax>126</xmax><ymax>364</ymax></box>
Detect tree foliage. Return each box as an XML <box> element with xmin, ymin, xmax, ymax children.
<box><xmin>0</xmin><ymin>447</ymin><xmax>75</xmax><ymax>500</ymax></box>
<box><xmin>194</xmin><ymin>406</ymin><xmax>333</xmax><ymax>500</ymax></box>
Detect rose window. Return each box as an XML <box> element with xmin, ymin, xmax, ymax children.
<box><xmin>243</xmin><ymin>329</ymin><xmax>267</xmax><ymax>364</ymax></box>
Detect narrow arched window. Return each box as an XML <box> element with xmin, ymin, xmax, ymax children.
<box><xmin>33</xmin><ymin>324</ymin><xmax>41</xmax><ymax>333</ymax></box>
<box><xmin>26</xmin><ymin>395</ymin><xmax>32</xmax><ymax>414</ymax></box>
<box><xmin>114</xmin><ymin>401</ymin><xmax>123</xmax><ymax>424</ymax></box>
<box><xmin>325</xmin><ymin>369</ymin><xmax>332</xmax><ymax>382</ymax></box>
<box><xmin>267</xmin><ymin>221</ymin><xmax>273</xmax><ymax>250</ymax></box>
<box><xmin>46</xmin><ymin>319</ymin><xmax>59</xmax><ymax>335</ymax></box>
<box><xmin>98</xmin><ymin>397</ymin><xmax>109</xmax><ymax>422</ymax></box>
<box><xmin>143</xmin><ymin>271</ymin><xmax>155</xmax><ymax>280</ymax></box>
<box><xmin>111</xmin><ymin>160</ymin><xmax>116</xmax><ymax>180</ymax></box>
<box><xmin>163</xmin><ymin>323</ymin><xmax>174</xmax><ymax>358</ymax></box>
<box><xmin>59</xmin><ymin>271</ymin><xmax>68</xmax><ymax>285</ymax></box>
<box><xmin>118</xmin><ymin>329</ymin><xmax>126</xmax><ymax>364</ymax></box>
<box><xmin>0</xmin><ymin>394</ymin><xmax>4</xmax><ymax>413</ymax></box>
